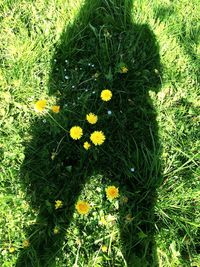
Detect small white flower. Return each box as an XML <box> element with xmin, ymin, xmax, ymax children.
<box><xmin>64</xmin><ymin>68</ymin><xmax>66</xmax><ymax>71</ymax></box>
<box><xmin>107</xmin><ymin>110</ymin><xmax>112</xmax><ymax>115</ymax></box>
<box><xmin>130</xmin><ymin>167</ymin><xmax>135</xmax><ymax>172</ymax></box>
<box><xmin>96</xmin><ymin>187</ymin><xmax>101</xmax><ymax>192</ymax></box>
<box><xmin>2</xmin><ymin>249</ymin><xmax>7</xmax><ymax>256</ymax></box>
<box><xmin>88</xmin><ymin>63</ymin><xmax>91</xmax><ymax>66</ymax></box>
<box><xmin>65</xmin><ymin>59</ymin><xmax>68</xmax><ymax>63</ymax></box>
<box><xmin>72</xmin><ymin>85</ymin><xmax>75</xmax><ymax>88</ymax></box>
<box><xmin>77</xmin><ymin>97</ymin><xmax>80</xmax><ymax>100</ymax></box>
<box><xmin>85</xmin><ymin>89</ymin><xmax>88</xmax><ymax>92</ymax></box>
<box><xmin>92</xmin><ymin>91</ymin><xmax>95</xmax><ymax>94</ymax></box>
<box><xmin>54</xmin><ymin>59</ymin><xmax>57</xmax><ymax>62</ymax></box>
<box><xmin>43</xmin><ymin>119</ymin><xmax>47</xmax><ymax>123</ymax></box>
<box><xmin>64</xmin><ymin>75</ymin><xmax>69</xmax><ymax>80</ymax></box>
<box><xmin>91</xmin><ymin>64</ymin><xmax>95</xmax><ymax>67</ymax></box>
<box><xmin>106</xmin><ymin>214</ymin><xmax>116</xmax><ymax>222</ymax></box>
<box><xmin>79</xmin><ymin>67</ymin><xmax>82</xmax><ymax>70</ymax></box>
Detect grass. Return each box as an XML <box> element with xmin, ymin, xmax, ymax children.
<box><xmin>0</xmin><ymin>0</ymin><xmax>199</xmax><ymax>266</ymax></box>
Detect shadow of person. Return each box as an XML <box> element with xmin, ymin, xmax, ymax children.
<box><xmin>16</xmin><ymin>0</ymin><xmax>162</xmax><ymax>266</ymax></box>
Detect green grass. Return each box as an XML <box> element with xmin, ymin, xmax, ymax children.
<box><xmin>0</xmin><ymin>0</ymin><xmax>199</xmax><ymax>266</ymax></box>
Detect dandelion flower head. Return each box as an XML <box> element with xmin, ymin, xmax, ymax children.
<box><xmin>51</xmin><ymin>105</ymin><xmax>60</xmax><ymax>113</ymax></box>
<box><xmin>34</xmin><ymin>99</ymin><xmax>47</xmax><ymax>112</ymax></box>
<box><xmin>90</xmin><ymin>131</ymin><xmax>105</xmax><ymax>146</ymax></box>
<box><xmin>9</xmin><ymin>247</ymin><xmax>15</xmax><ymax>253</ymax></box>
<box><xmin>99</xmin><ymin>216</ymin><xmax>107</xmax><ymax>226</ymax></box>
<box><xmin>70</xmin><ymin>126</ymin><xmax>83</xmax><ymax>140</ymax></box>
<box><xmin>83</xmin><ymin>141</ymin><xmax>91</xmax><ymax>150</ymax></box>
<box><xmin>75</xmin><ymin>200</ymin><xmax>90</xmax><ymax>215</ymax></box>
<box><xmin>53</xmin><ymin>226</ymin><xmax>60</xmax><ymax>234</ymax></box>
<box><xmin>55</xmin><ymin>200</ymin><xmax>63</xmax><ymax>209</ymax></box>
<box><xmin>100</xmin><ymin>89</ymin><xmax>112</xmax><ymax>101</ymax></box>
<box><xmin>102</xmin><ymin>245</ymin><xmax>108</xmax><ymax>252</ymax></box>
<box><xmin>22</xmin><ymin>240</ymin><xmax>30</xmax><ymax>248</ymax></box>
<box><xmin>86</xmin><ymin>113</ymin><xmax>98</xmax><ymax>124</ymax></box>
<box><xmin>105</xmin><ymin>186</ymin><xmax>119</xmax><ymax>200</ymax></box>
<box><xmin>120</xmin><ymin>66</ymin><xmax>128</xmax><ymax>73</ymax></box>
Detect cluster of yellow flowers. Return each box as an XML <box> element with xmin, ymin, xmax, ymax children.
<box><xmin>75</xmin><ymin>185</ymin><xmax>119</xmax><ymax>215</ymax></box>
<box><xmin>54</xmin><ymin>185</ymin><xmax>119</xmax><ymax>216</ymax></box>
<box><xmin>34</xmin><ymin>99</ymin><xmax>60</xmax><ymax>113</ymax></box>
<box><xmin>70</xmin><ymin>89</ymin><xmax>112</xmax><ymax>149</ymax></box>
<box><xmin>34</xmin><ymin>89</ymin><xmax>112</xmax><ymax>149</ymax></box>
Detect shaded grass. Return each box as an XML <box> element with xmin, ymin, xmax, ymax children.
<box><xmin>16</xmin><ymin>0</ymin><xmax>162</xmax><ymax>266</ymax></box>
<box><xmin>0</xmin><ymin>0</ymin><xmax>199</xmax><ymax>266</ymax></box>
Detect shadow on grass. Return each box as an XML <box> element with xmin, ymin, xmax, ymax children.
<box><xmin>16</xmin><ymin>0</ymin><xmax>162</xmax><ymax>266</ymax></box>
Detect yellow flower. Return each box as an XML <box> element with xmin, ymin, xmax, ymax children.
<box><xmin>9</xmin><ymin>247</ymin><xmax>15</xmax><ymax>253</ymax></box>
<box><xmin>100</xmin><ymin>89</ymin><xmax>112</xmax><ymax>101</ymax></box>
<box><xmin>83</xmin><ymin>141</ymin><xmax>91</xmax><ymax>150</ymax></box>
<box><xmin>102</xmin><ymin>245</ymin><xmax>108</xmax><ymax>252</ymax></box>
<box><xmin>34</xmin><ymin>99</ymin><xmax>47</xmax><ymax>112</ymax></box>
<box><xmin>51</xmin><ymin>105</ymin><xmax>60</xmax><ymax>113</ymax></box>
<box><xmin>75</xmin><ymin>200</ymin><xmax>90</xmax><ymax>215</ymax></box>
<box><xmin>70</xmin><ymin>126</ymin><xmax>83</xmax><ymax>140</ymax></box>
<box><xmin>55</xmin><ymin>200</ymin><xmax>63</xmax><ymax>209</ymax></box>
<box><xmin>120</xmin><ymin>66</ymin><xmax>128</xmax><ymax>73</ymax></box>
<box><xmin>99</xmin><ymin>216</ymin><xmax>107</xmax><ymax>226</ymax></box>
<box><xmin>105</xmin><ymin>186</ymin><xmax>119</xmax><ymax>200</ymax></box>
<box><xmin>22</xmin><ymin>239</ymin><xmax>30</xmax><ymax>248</ymax></box>
<box><xmin>90</xmin><ymin>131</ymin><xmax>105</xmax><ymax>146</ymax></box>
<box><xmin>86</xmin><ymin>113</ymin><xmax>98</xmax><ymax>124</ymax></box>
<box><xmin>53</xmin><ymin>226</ymin><xmax>60</xmax><ymax>234</ymax></box>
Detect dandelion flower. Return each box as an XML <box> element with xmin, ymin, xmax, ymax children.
<box><xmin>86</xmin><ymin>113</ymin><xmax>98</xmax><ymax>124</ymax></box>
<box><xmin>51</xmin><ymin>105</ymin><xmax>60</xmax><ymax>113</ymax></box>
<box><xmin>22</xmin><ymin>240</ymin><xmax>30</xmax><ymax>248</ymax></box>
<box><xmin>55</xmin><ymin>200</ymin><xmax>63</xmax><ymax>209</ymax></box>
<box><xmin>99</xmin><ymin>216</ymin><xmax>107</xmax><ymax>226</ymax></box>
<box><xmin>83</xmin><ymin>141</ymin><xmax>91</xmax><ymax>150</ymax></box>
<box><xmin>100</xmin><ymin>89</ymin><xmax>112</xmax><ymax>101</ymax></box>
<box><xmin>75</xmin><ymin>200</ymin><xmax>90</xmax><ymax>215</ymax></box>
<box><xmin>9</xmin><ymin>247</ymin><xmax>15</xmax><ymax>253</ymax></box>
<box><xmin>53</xmin><ymin>226</ymin><xmax>60</xmax><ymax>234</ymax></box>
<box><xmin>70</xmin><ymin>126</ymin><xmax>83</xmax><ymax>140</ymax></box>
<box><xmin>120</xmin><ymin>66</ymin><xmax>128</xmax><ymax>73</ymax></box>
<box><xmin>105</xmin><ymin>186</ymin><xmax>119</xmax><ymax>200</ymax></box>
<box><xmin>102</xmin><ymin>245</ymin><xmax>108</xmax><ymax>252</ymax></box>
<box><xmin>34</xmin><ymin>99</ymin><xmax>47</xmax><ymax>113</ymax></box>
<box><xmin>90</xmin><ymin>131</ymin><xmax>105</xmax><ymax>146</ymax></box>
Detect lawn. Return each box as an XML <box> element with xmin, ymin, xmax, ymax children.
<box><xmin>0</xmin><ymin>0</ymin><xmax>199</xmax><ymax>266</ymax></box>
